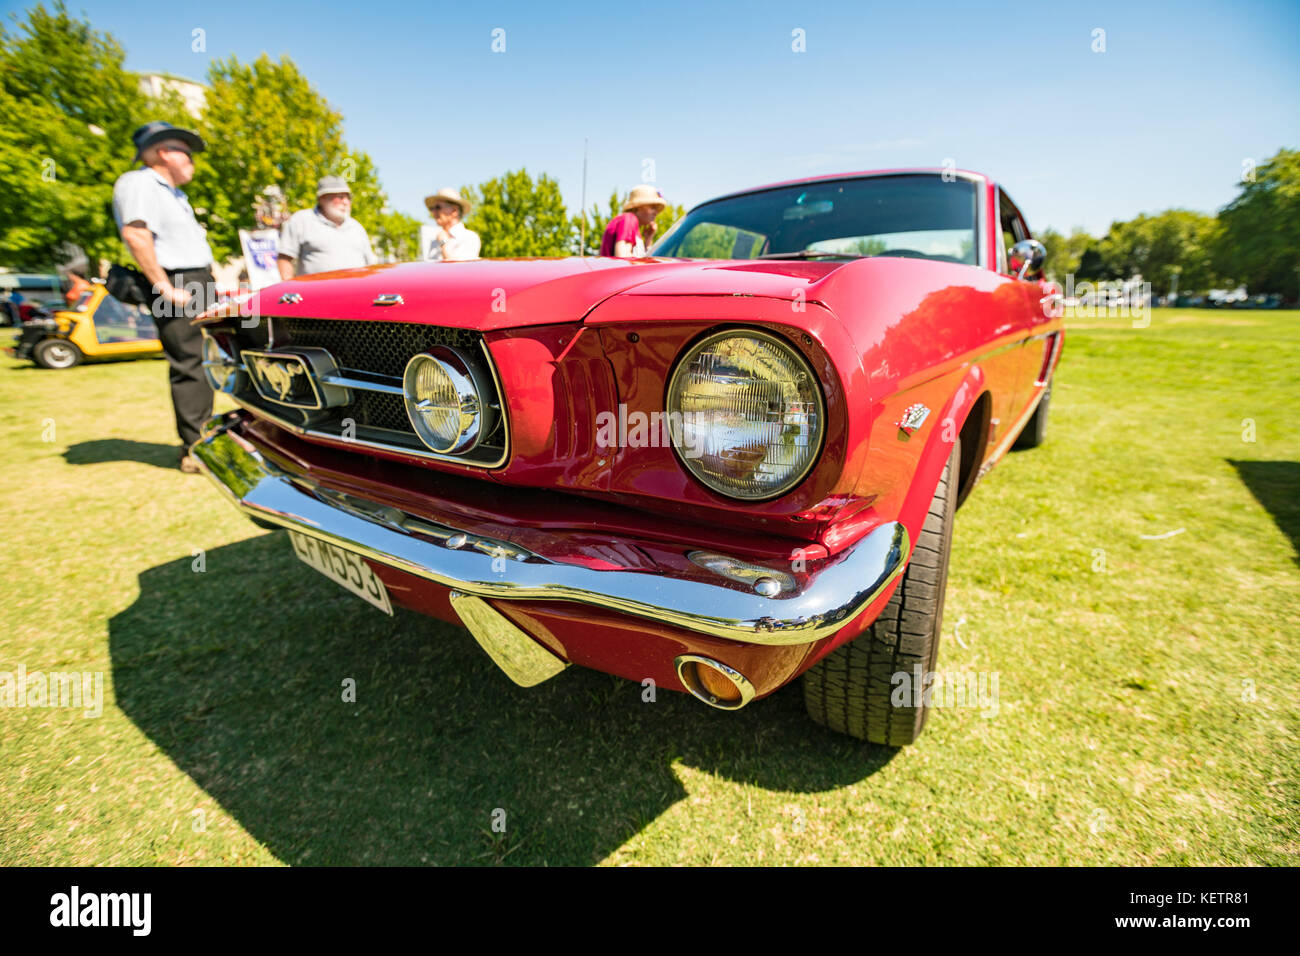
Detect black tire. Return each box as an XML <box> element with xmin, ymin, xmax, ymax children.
<box><xmin>33</xmin><ymin>338</ymin><xmax>82</xmax><ymax>370</ymax></box>
<box><xmin>1013</xmin><ymin>380</ymin><xmax>1051</xmax><ymax>449</ymax></box>
<box><xmin>803</xmin><ymin>441</ymin><xmax>958</xmax><ymax>745</ymax></box>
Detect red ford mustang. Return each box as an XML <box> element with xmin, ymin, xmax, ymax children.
<box><xmin>193</xmin><ymin>169</ymin><xmax>1062</xmax><ymax>745</ymax></box>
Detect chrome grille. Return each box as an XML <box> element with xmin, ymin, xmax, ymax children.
<box><xmin>226</xmin><ymin>317</ymin><xmax>507</xmax><ymax>466</ymax></box>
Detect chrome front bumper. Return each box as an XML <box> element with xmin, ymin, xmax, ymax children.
<box><xmin>190</xmin><ymin>415</ymin><xmax>909</xmax><ymax>648</ymax></box>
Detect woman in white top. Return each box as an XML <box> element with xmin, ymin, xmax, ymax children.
<box><xmin>423</xmin><ymin>188</ymin><xmax>481</xmax><ymax>261</ymax></box>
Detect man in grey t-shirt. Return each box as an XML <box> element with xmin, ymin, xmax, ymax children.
<box><xmin>276</xmin><ymin>176</ymin><xmax>378</xmax><ymax>278</ymax></box>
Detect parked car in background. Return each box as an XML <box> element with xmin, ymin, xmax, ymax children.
<box><xmin>191</xmin><ymin>169</ymin><xmax>1062</xmax><ymax>745</ymax></box>
<box><xmin>9</xmin><ymin>280</ymin><xmax>161</xmax><ymax>369</ymax></box>
<box><xmin>1</xmin><ymin>272</ymin><xmax>66</xmax><ymax>326</ymax></box>
<box><xmin>1207</xmin><ymin>287</ymin><xmax>1250</xmax><ymax>307</ymax></box>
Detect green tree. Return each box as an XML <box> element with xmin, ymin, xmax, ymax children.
<box><xmin>677</xmin><ymin>223</ymin><xmax>742</xmax><ymax>258</ymax></box>
<box><xmin>1214</xmin><ymin>148</ymin><xmax>1300</xmax><ymax>298</ymax></box>
<box><xmin>192</xmin><ymin>53</ymin><xmax>392</xmax><ymax>263</ymax></box>
<box><xmin>0</xmin><ymin>2</ymin><xmax>151</xmax><ymax>268</ymax></box>
<box><xmin>1037</xmin><ymin>227</ymin><xmax>1099</xmax><ymax>285</ymax></box>
<box><xmin>1095</xmin><ymin>210</ymin><xmax>1219</xmax><ymax>292</ymax></box>
<box><xmin>369</xmin><ymin>207</ymin><xmax>422</xmax><ymax>262</ymax></box>
<box><xmin>462</xmin><ymin>169</ymin><xmax>576</xmax><ymax>257</ymax></box>
<box><xmin>578</xmin><ymin>189</ymin><xmax>687</xmax><ymax>256</ymax></box>
<box><xmin>578</xmin><ymin>190</ymin><xmax>621</xmax><ymax>256</ymax></box>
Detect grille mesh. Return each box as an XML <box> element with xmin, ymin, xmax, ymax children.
<box><xmin>274</xmin><ymin>318</ymin><xmax>480</xmax><ymax>376</ymax></box>
<box><xmin>354</xmin><ymin>392</ymin><xmax>410</xmax><ymax>431</ymax></box>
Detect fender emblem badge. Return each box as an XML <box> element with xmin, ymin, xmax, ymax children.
<box><xmin>278</xmin><ymin>292</ymin><xmax>303</xmax><ymax>305</ymax></box>
<box><xmin>896</xmin><ymin>403</ymin><xmax>931</xmax><ymax>438</ymax></box>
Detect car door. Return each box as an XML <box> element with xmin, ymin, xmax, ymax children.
<box><xmin>993</xmin><ymin>187</ymin><xmax>1051</xmax><ymax>441</ymax></box>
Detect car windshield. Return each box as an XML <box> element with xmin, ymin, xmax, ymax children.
<box><xmin>652</xmin><ymin>174</ymin><xmax>978</xmax><ymax>264</ymax></box>
<box><xmin>93</xmin><ymin>293</ymin><xmax>157</xmax><ymax>343</ymax></box>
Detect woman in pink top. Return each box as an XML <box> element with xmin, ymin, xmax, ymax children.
<box><xmin>600</xmin><ymin>185</ymin><xmax>666</xmax><ymax>257</ymax></box>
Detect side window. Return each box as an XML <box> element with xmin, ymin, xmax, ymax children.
<box><xmin>998</xmin><ymin>190</ymin><xmax>1030</xmax><ymax>275</ymax></box>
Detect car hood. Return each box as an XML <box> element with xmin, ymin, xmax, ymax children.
<box><xmin>245</xmin><ymin>257</ymin><xmax>845</xmax><ymax>330</ymax></box>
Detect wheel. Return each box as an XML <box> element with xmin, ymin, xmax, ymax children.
<box><xmin>32</xmin><ymin>338</ymin><xmax>82</xmax><ymax>369</ymax></box>
<box><xmin>803</xmin><ymin>440</ymin><xmax>958</xmax><ymax>745</ymax></box>
<box><xmin>1013</xmin><ymin>379</ymin><xmax>1051</xmax><ymax>449</ymax></box>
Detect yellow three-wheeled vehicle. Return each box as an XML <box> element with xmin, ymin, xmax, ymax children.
<box><xmin>10</xmin><ymin>280</ymin><xmax>163</xmax><ymax>369</ymax></box>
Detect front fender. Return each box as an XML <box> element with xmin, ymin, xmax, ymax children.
<box><xmin>807</xmin><ymin>364</ymin><xmax>988</xmax><ymax>661</ymax></box>
<box><xmin>894</xmin><ymin>364</ymin><xmax>988</xmax><ymax>544</ymax></box>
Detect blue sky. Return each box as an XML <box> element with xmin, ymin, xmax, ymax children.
<box><xmin>9</xmin><ymin>0</ymin><xmax>1298</xmax><ymax>235</ymax></box>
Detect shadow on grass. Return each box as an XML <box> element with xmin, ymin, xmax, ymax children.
<box><xmin>65</xmin><ymin>438</ymin><xmax>179</xmax><ymax>469</ymax></box>
<box><xmin>109</xmin><ymin>532</ymin><xmax>894</xmax><ymax>865</ymax></box>
<box><xmin>1229</xmin><ymin>459</ymin><xmax>1300</xmax><ymax>564</ymax></box>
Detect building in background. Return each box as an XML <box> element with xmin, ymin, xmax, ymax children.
<box><xmin>136</xmin><ymin>72</ymin><xmax>207</xmax><ymax>115</ymax></box>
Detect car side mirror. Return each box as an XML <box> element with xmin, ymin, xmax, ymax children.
<box><xmin>1009</xmin><ymin>239</ymin><xmax>1046</xmax><ymax>280</ymax></box>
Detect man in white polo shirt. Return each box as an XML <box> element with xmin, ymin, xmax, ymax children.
<box><xmin>276</xmin><ymin>177</ymin><xmax>378</xmax><ymax>278</ymax></box>
<box><xmin>113</xmin><ymin>120</ymin><xmax>216</xmax><ymax>474</ymax></box>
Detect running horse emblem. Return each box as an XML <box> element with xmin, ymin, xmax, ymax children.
<box><xmin>250</xmin><ymin>355</ymin><xmax>305</xmax><ymax>401</ymax></box>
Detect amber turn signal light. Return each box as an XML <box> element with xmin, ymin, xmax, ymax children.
<box><xmin>695</xmin><ymin>662</ymin><xmax>742</xmax><ymax>702</ymax></box>
<box><xmin>674</xmin><ymin>655</ymin><xmax>756</xmax><ymax>711</ymax></box>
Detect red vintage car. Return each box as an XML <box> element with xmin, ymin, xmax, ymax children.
<box><xmin>191</xmin><ymin>169</ymin><xmax>1061</xmax><ymax>745</ymax></box>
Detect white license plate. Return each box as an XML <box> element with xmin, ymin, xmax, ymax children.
<box><xmin>289</xmin><ymin>530</ymin><xmax>393</xmax><ymax>615</ymax></box>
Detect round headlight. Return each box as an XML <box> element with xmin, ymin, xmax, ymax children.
<box><xmin>666</xmin><ymin>330</ymin><xmax>824</xmax><ymax>500</ymax></box>
<box><xmin>202</xmin><ymin>333</ymin><xmax>233</xmax><ymax>390</ymax></box>
<box><xmin>403</xmin><ymin>347</ymin><xmax>494</xmax><ymax>454</ymax></box>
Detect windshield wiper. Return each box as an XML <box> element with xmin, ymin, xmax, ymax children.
<box><xmin>755</xmin><ymin>250</ymin><xmax>867</xmax><ymax>260</ymax></box>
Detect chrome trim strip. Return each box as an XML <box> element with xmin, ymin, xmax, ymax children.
<box><xmin>1036</xmin><ymin>332</ymin><xmax>1063</xmax><ymax>386</ymax></box>
<box><xmin>318</xmin><ymin>368</ymin><xmax>405</xmax><ymax>396</ymax></box>
<box><xmin>191</xmin><ymin>415</ymin><xmax>909</xmax><ymax>647</ymax></box>
<box><xmin>988</xmin><ymin>379</ymin><xmax>1049</xmax><ymax>464</ymax></box>
<box><xmin>476</xmin><ymin>337</ymin><xmax>512</xmax><ymax>467</ymax></box>
<box><xmin>228</xmin><ymin>393</ymin><xmax>510</xmax><ymax>468</ymax></box>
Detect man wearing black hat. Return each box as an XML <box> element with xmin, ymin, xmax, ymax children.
<box><xmin>113</xmin><ymin>121</ymin><xmax>215</xmax><ymax>474</ymax></box>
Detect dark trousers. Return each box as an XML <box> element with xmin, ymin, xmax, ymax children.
<box><xmin>153</xmin><ymin>266</ymin><xmax>215</xmax><ymax>449</ymax></box>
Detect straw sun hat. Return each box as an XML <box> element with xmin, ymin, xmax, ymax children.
<box><xmin>622</xmin><ymin>184</ymin><xmax>666</xmax><ymax>213</ymax></box>
<box><xmin>424</xmin><ymin>188</ymin><xmax>470</xmax><ymax>218</ymax></box>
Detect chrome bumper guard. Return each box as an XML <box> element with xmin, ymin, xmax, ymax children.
<box><xmin>190</xmin><ymin>415</ymin><xmax>909</xmax><ymax>648</ymax></box>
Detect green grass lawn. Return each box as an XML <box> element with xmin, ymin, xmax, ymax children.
<box><xmin>1</xmin><ymin>308</ymin><xmax>1296</xmax><ymax>866</ymax></box>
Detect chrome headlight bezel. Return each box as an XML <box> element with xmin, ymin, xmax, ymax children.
<box><xmin>402</xmin><ymin>347</ymin><xmax>496</xmax><ymax>455</ymax></box>
<box><xmin>201</xmin><ymin>331</ymin><xmax>238</xmax><ymax>391</ymax></box>
<box><xmin>665</xmin><ymin>328</ymin><xmax>826</xmax><ymax>501</ymax></box>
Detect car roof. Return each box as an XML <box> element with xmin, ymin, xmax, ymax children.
<box><xmin>697</xmin><ymin>168</ymin><xmax>991</xmax><ymax>208</ymax></box>
<box><xmin>0</xmin><ymin>273</ymin><xmax>61</xmax><ymax>289</ymax></box>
